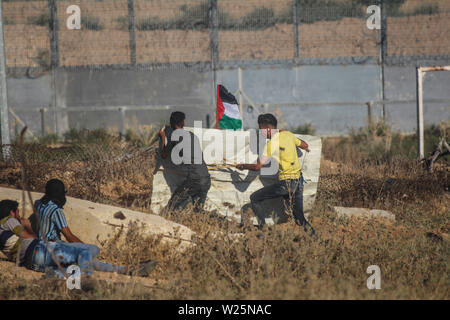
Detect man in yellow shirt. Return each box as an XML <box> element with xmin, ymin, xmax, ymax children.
<box><xmin>237</xmin><ymin>114</ymin><xmax>315</xmax><ymax>236</ymax></box>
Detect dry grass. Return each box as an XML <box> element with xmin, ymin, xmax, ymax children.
<box><xmin>0</xmin><ymin>126</ymin><xmax>448</xmax><ymax>300</ymax></box>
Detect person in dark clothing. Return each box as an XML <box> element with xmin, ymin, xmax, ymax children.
<box><xmin>159</xmin><ymin>112</ymin><xmax>211</xmax><ymax>214</ymax></box>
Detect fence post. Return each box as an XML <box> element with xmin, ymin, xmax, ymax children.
<box><xmin>416</xmin><ymin>67</ymin><xmax>424</xmax><ymax>160</ymax></box>
<box><xmin>379</xmin><ymin>0</ymin><xmax>387</xmax><ymax>121</ymax></box>
<box><xmin>40</xmin><ymin>108</ymin><xmax>46</xmax><ymax>136</ymax></box>
<box><xmin>366</xmin><ymin>102</ymin><xmax>373</xmax><ymax>127</ymax></box>
<box><xmin>128</xmin><ymin>0</ymin><xmax>136</xmax><ymax>65</ymax></box>
<box><xmin>48</xmin><ymin>0</ymin><xmax>59</xmax><ymax>134</ymax></box>
<box><xmin>293</xmin><ymin>0</ymin><xmax>299</xmax><ymax>59</ymax></box>
<box><xmin>0</xmin><ymin>1</ymin><xmax>11</xmax><ymax>156</ymax></box>
<box><xmin>14</xmin><ymin>118</ymin><xmax>18</xmax><ymax>138</ymax></box>
<box><xmin>119</xmin><ymin>107</ymin><xmax>126</xmax><ymax>140</ymax></box>
<box><xmin>209</xmin><ymin>0</ymin><xmax>219</xmax><ymax>123</ymax></box>
<box><xmin>238</xmin><ymin>67</ymin><xmax>244</xmax><ymax>128</ymax></box>
<box><xmin>48</xmin><ymin>0</ymin><xmax>59</xmax><ymax>68</ymax></box>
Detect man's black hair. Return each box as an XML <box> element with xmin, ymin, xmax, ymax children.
<box><xmin>40</xmin><ymin>179</ymin><xmax>67</xmax><ymax>209</ymax></box>
<box><xmin>257</xmin><ymin>114</ymin><xmax>266</xmax><ymax>125</ymax></box>
<box><xmin>170</xmin><ymin>111</ymin><xmax>186</xmax><ymax>127</ymax></box>
<box><xmin>0</xmin><ymin>200</ymin><xmax>19</xmax><ymax>219</ymax></box>
<box><xmin>259</xmin><ymin>113</ymin><xmax>277</xmax><ymax>128</ymax></box>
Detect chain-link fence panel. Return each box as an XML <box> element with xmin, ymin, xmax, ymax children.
<box><xmin>134</xmin><ymin>0</ymin><xmax>211</xmax><ymax>64</ymax></box>
<box><xmin>57</xmin><ymin>0</ymin><xmax>130</xmax><ymax>66</ymax></box>
<box><xmin>1</xmin><ymin>129</ymin><xmax>158</xmax><ymax>207</ymax></box>
<box><xmin>3</xmin><ymin>1</ymin><xmax>50</xmax><ymax>75</ymax></box>
<box><xmin>297</xmin><ymin>1</ymin><xmax>378</xmax><ymax>59</ymax></box>
<box><xmin>387</xmin><ymin>0</ymin><xmax>450</xmax><ymax>57</ymax></box>
<box><xmin>218</xmin><ymin>0</ymin><xmax>294</xmax><ymax>61</ymax></box>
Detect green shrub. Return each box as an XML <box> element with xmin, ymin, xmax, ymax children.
<box><xmin>28</xmin><ymin>13</ymin><xmax>50</xmax><ymax>27</ymax></box>
<box><xmin>63</xmin><ymin>128</ymin><xmax>117</xmax><ymax>145</ymax></box>
<box><xmin>33</xmin><ymin>49</ymin><xmax>50</xmax><ymax>70</ymax></box>
<box><xmin>116</xmin><ymin>16</ymin><xmax>128</xmax><ymax>31</ymax></box>
<box><xmin>4</xmin><ymin>17</ymin><xmax>15</xmax><ymax>25</ymax></box>
<box><xmin>409</xmin><ymin>4</ymin><xmax>440</xmax><ymax>16</ymax></box>
<box><xmin>345</xmin><ymin>122</ymin><xmax>447</xmax><ymax>163</ymax></box>
<box><xmin>278</xmin><ymin>0</ymin><xmax>364</xmax><ymax>25</ymax></box>
<box><xmin>240</xmin><ymin>7</ymin><xmax>277</xmax><ymax>30</ymax></box>
<box><xmin>81</xmin><ymin>15</ymin><xmax>103</xmax><ymax>31</ymax></box>
<box><xmin>138</xmin><ymin>3</ymin><xmax>210</xmax><ymax>31</ymax></box>
<box><xmin>136</xmin><ymin>17</ymin><xmax>170</xmax><ymax>31</ymax></box>
<box><xmin>176</xmin><ymin>3</ymin><xmax>209</xmax><ymax>30</ymax></box>
<box><xmin>292</xmin><ymin>123</ymin><xmax>316</xmax><ymax>135</ymax></box>
<box><xmin>124</xmin><ymin>127</ymin><xmax>159</xmax><ymax>148</ymax></box>
<box><xmin>38</xmin><ymin>133</ymin><xmax>60</xmax><ymax>145</ymax></box>
<box><xmin>353</xmin><ymin>0</ymin><xmax>406</xmax><ymax>17</ymax></box>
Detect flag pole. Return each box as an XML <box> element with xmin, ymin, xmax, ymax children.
<box><xmin>238</xmin><ymin>67</ymin><xmax>244</xmax><ymax>129</ymax></box>
<box><xmin>0</xmin><ymin>1</ymin><xmax>11</xmax><ymax>158</ymax></box>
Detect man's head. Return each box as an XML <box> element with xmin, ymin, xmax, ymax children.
<box><xmin>170</xmin><ymin>111</ymin><xmax>186</xmax><ymax>129</ymax></box>
<box><xmin>0</xmin><ymin>200</ymin><xmax>19</xmax><ymax>220</ymax></box>
<box><xmin>258</xmin><ymin>113</ymin><xmax>277</xmax><ymax>138</ymax></box>
<box><xmin>44</xmin><ymin>179</ymin><xmax>67</xmax><ymax>208</ymax></box>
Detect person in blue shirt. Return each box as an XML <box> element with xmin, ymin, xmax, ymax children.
<box><xmin>34</xmin><ymin>179</ymin><xmax>157</xmax><ymax>276</ymax></box>
<box><xmin>1</xmin><ymin>199</ymin><xmax>155</xmax><ymax>278</ymax></box>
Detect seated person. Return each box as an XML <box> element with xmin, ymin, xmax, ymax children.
<box><xmin>0</xmin><ymin>199</ymin><xmax>156</xmax><ymax>277</ymax></box>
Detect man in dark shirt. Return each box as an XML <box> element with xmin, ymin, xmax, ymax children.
<box><xmin>159</xmin><ymin>111</ymin><xmax>211</xmax><ymax>214</ymax></box>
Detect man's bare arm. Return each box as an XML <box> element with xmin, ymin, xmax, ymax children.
<box><xmin>19</xmin><ymin>218</ymin><xmax>36</xmax><ymax>237</ymax></box>
<box><xmin>61</xmin><ymin>227</ymin><xmax>84</xmax><ymax>243</ymax></box>
<box><xmin>236</xmin><ymin>155</ymin><xmax>269</xmax><ymax>171</ymax></box>
<box><xmin>159</xmin><ymin>128</ymin><xmax>169</xmax><ymax>159</ymax></box>
<box><xmin>20</xmin><ymin>228</ymin><xmax>36</xmax><ymax>239</ymax></box>
<box><xmin>298</xmin><ymin>139</ymin><xmax>310</xmax><ymax>152</ymax></box>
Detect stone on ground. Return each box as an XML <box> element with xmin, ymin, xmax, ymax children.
<box><xmin>332</xmin><ymin>206</ymin><xmax>395</xmax><ymax>221</ymax></box>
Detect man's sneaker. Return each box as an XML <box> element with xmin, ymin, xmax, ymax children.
<box><xmin>303</xmin><ymin>223</ymin><xmax>316</xmax><ymax>238</ymax></box>
<box><xmin>135</xmin><ymin>260</ymin><xmax>158</xmax><ymax>277</ymax></box>
<box><xmin>44</xmin><ymin>267</ymin><xmax>60</xmax><ymax>279</ymax></box>
<box><xmin>295</xmin><ymin>219</ymin><xmax>316</xmax><ymax>238</ymax></box>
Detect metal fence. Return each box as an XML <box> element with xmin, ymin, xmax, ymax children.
<box><xmin>1</xmin><ymin>0</ymin><xmax>450</xmax><ymax>137</ymax></box>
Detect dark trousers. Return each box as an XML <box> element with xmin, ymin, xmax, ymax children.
<box><xmin>166</xmin><ymin>175</ymin><xmax>211</xmax><ymax>213</ymax></box>
<box><xmin>250</xmin><ymin>176</ymin><xmax>310</xmax><ymax>228</ymax></box>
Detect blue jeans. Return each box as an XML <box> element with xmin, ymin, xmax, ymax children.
<box><xmin>31</xmin><ymin>241</ymin><xmax>125</xmax><ymax>278</ymax></box>
<box><xmin>250</xmin><ymin>175</ymin><xmax>310</xmax><ymax>228</ymax></box>
<box><xmin>56</xmin><ymin>241</ymin><xmax>121</xmax><ymax>273</ymax></box>
<box><xmin>65</xmin><ymin>242</ymin><xmax>100</xmax><ymax>257</ymax></box>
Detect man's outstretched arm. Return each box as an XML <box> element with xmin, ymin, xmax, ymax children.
<box><xmin>236</xmin><ymin>155</ymin><xmax>269</xmax><ymax>171</ymax></box>
<box><xmin>19</xmin><ymin>218</ymin><xmax>36</xmax><ymax>237</ymax></box>
<box><xmin>297</xmin><ymin>138</ymin><xmax>310</xmax><ymax>152</ymax></box>
<box><xmin>61</xmin><ymin>227</ymin><xmax>83</xmax><ymax>243</ymax></box>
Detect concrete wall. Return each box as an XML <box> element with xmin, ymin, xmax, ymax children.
<box><xmin>384</xmin><ymin>65</ymin><xmax>450</xmax><ymax>133</ymax></box>
<box><xmin>5</xmin><ymin>61</ymin><xmax>450</xmax><ymax>137</ymax></box>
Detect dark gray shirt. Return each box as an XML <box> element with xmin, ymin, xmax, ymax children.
<box><xmin>164</xmin><ymin>127</ymin><xmax>210</xmax><ymax>180</ymax></box>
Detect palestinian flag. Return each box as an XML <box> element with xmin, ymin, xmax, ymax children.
<box><xmin>216</xmin><ymin>84</ymin><xmax>242</xmax><ymax>130</ymax></box>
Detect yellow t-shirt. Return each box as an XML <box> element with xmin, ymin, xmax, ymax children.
<box><xmin>263</xmin><ymin>131</ymin><xmax>302</xmax><ymax>181</ymax></box>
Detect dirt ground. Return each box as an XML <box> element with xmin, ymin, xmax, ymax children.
<box><xmin>0</xmin><ymin>257</ymin><xmax>159</xmax><ymax>286</ymax></box>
